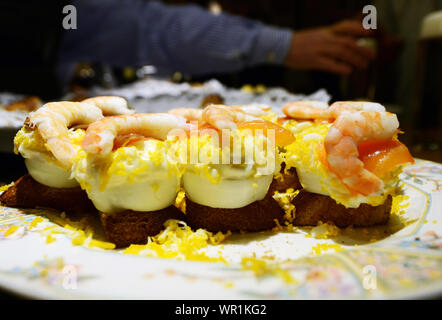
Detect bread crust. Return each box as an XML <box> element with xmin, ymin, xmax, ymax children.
<box><xmin>269</xmin><ymin>166</ymin><xmax>302</xmax><ymax>194</ymax></box>
<box><xmin>100</xmin><ymin>206</ymin><xmax>185</xmax><ymax>248</ymax></box>
<box><xmin>0</xmin><ymin>174</ymin><xmax>96</xmax><ymax>213</ymax></box>
<box><xmin>185</xmin><ymin>192</ymin><xmax>284</xmax><ymax>233</ymax></box>
<box><xmin>292</xmin><ymin>189</ymin><xmax>392</xmax><ymax>227</ymax></box>
<box><xmin>268</xmin><ymin>165</ymin><xmax>391</xmax><ymax>227</ymax></box>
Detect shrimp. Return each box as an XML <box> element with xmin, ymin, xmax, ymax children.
<box><xmin>325</xmin><ymin>110</ymin><xmax>399</xmax><ymax>195</ymax></box>
<box><xmin>200</xmin><ymin>104</ymin><xmax>295</xmax><ymax>147</ymax></box>
<box><xmin>329</xmin><ymin>101</ymin><xmax>385</xmax><ymax>113</ymax></box>
<box><xmin>82</xmin><ymin>113</ymin><xmax>187</xmax><ymax>155</ymax></box>
<box><xmin>168</xmin><ymin>108</ymin><xmax>203</xmax><ymax>121</ymax></box>
<box><xmin>169</xmin><ymin>104</ymin><xmax>271</xmax><ymax>123</ymax></box>
<box><xmin>202</xmin><ymin>104</ymin><xmax>259</xmax><ymax>130</ymax></box>
<box><xmin>282</xmin><ymin>100</ymin><xmax>330</xmax><ymax>120</ymax></box>
<box><xmin>282</xmin><ymin>100</ymin><xmax>385</xmax><ymax>120</ymax></box>
<box><xmin>233</xmin><ymin>104</ymin><xmax>272</xmax><ymax>117</ymax></box>
<box><xmin>27</xmin><ymin>101</ymin><xmax>104</xmax><ymax>168</ymax></box>
<box><xmin>82</xmin><ymin>96</ymin><xmax>134</xmax><ymax>116</ymax></box>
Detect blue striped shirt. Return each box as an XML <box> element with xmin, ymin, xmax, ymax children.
<box><xmin>58</xmin><ymin>0</ymin><xmax>293</xmax><ymax>79</ymax></box>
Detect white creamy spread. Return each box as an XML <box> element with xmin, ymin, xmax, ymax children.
<box><xmin>73</xmin><ymin>139</ymin><xmax>180</xmax><ymax>213</ymax></box>
<box><xmin>83</xmin><ymin>169</ymin><xmax>180</xmax><ymax>213</ymax></box>
<box><xmin>183</xmin><ymin>170</ymin><xmax>273</xmax><ymax>209</ymax></box>
<box><xmin>295</xmin><ymin>167</ymin><xmax>328</xmax><ymax>196</ymax></box>
<box><xmin>24</xmin><ymin>152</ymin><xmax>79</xmax><ymax>188</ymax></box>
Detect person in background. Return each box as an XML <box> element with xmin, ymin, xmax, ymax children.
<box><xmin>0</xmin><ymin>0</ymin><xmax>375</xmax><ymax>98</ymax></box>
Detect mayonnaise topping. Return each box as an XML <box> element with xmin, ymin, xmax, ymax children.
<box><xmin>73</xmin><ymin>139</ymin><xmax>181</xmax><ymax>213</ymax></box>
<box><xmin>24</xmin><ymin>152</ymin><xmax>79</xmax><ymax>188</ymax></box>
<box><xmin>183</xmin><ymin>170</ymin><xmax>273</xmax><ymax>208</ymax></box>
<box><xmin>82</xmin><ymin>169</ymin><xmax>180</xmax><ymax>213</ymax></box>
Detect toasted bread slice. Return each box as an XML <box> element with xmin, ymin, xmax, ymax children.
<box><xmin>100</xmin><ymin>206</ymin><xmax>185</xmax><ymax>248</ymax></box>
<box><xmin>0</xmin><ymin>174</ymin><xmax>96</xmax><ymax>213</ymax></box>
<box><xmin>185</xmin><ymin>192</ymin><xmax>284</xmax><ymax>233</ymax></box>
<box><xmin>268</xmin><ymin>165</ymin><xmax>391</xmax><ymax>227</ymax></box>
<box><xmin>269</xmin><ymin>166</ymin><xmax>302</xmax><ymax>194</ymax></box>
<box><xmin>292</xmin><ymin>189</ymin><xmax>392</xmax><ymax>227</ymax></box>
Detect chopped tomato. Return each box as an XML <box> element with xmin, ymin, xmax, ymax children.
<box><xmin>237</xmin><ymin>120</ymin><xmax>295</xmax><ymax>146</ymax></box>
<box><xmin>358</xmin><ymin>139</ymin><xmax>414</xmax><ymax>177</ymax></box>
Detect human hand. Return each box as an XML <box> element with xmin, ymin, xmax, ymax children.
<box><xmin>284</xmin><ymin>19</ymin><xmax>376</xmax><ymax>75</ymax></box>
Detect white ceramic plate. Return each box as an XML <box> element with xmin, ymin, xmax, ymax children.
<box><xmin>0</xmin><ymin>159</ymin><xmax>441</xmax><ymax>299</ymax></box>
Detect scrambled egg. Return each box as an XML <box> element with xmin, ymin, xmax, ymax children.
<box><xmin>14</xmin><ymin>126</ymin><xmax>85</xmax><ymax>164</ymax></box>
<box><xmin>123</xmin><ymin>219</ymin><xmax>230</xmax><ymax>262</ymax></box>
<box><xmin>173</xmin><ymin>130</ymin><xmax>281</xmax><ymax>180</ymax></box>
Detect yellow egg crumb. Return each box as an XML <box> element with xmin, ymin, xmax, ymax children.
<box><xmin>311</xmin><ymin>243</ymin><xmax>344</xmax><ymax>255</ymax></box>
<box><xmin>28</xmin><ymin>216</ymin><xmax>44</xmax><ymax>229</ymax></box>
<box><xmin>310</xmin><ymin>221</ymin><xmax>341</xmax><ymax>239</ymax></box>
<box><xmin>272</xmin><ymin>188</ymin><xmax>299</xmax><ymax>223</ymax></box>
<box><xmin>45</xmin><ymin>234</ymin><xmax>56</xmax><ymax>244</ymax></box>
<box><xmin>391</xmin><ymin>194</ymin><xmax>410</xmax><ymax>215</ymax></box>
<box><xmin>72</xmin><ymin>233</ymin><xmax>87</xmax><ymax>246</ymax></box>
<box><xmin>88</xmin><ymin>239</ymin><xmax>116</xmax><ymax>250</ymax></box>
<box><xmin>123</xmin><ymin>219</ymin><xmax>230</xmax><ymax>262</ymax></box>
<box><xmin>4</xmin><ymin>225</ymin><xmax>20</xmax><ymax>237</ymax></box>
<box><xmin>174</xmin><ymin>189</ymin><xmax>186</xmax><ymax>213</ymax></box>
<box><xmin>0</xmin><ymin>182</ymin><xmax>13</xmax><ymax>192</ymax></box>
<box><xmin>28</xmin><ymin>215</ymin><xmax>114</xmax><ymax>250</ymax></box>
<box><xmin>272</xmin><ymin>219</ymin><xmax>284</xmax><ymax>232</ymax></box>
<box><xmin>240</xmin><ymin>257</ymin><xmax>296</xmax><ymax>284</ymax></box>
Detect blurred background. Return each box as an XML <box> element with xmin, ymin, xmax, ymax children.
<box><xmin>164</xmin><ymin>0</ymin><xmax>442</xmax><ymax>161</ymax></box>
<box><xmin>0</xmin><ymin>0</ymin><xmax>441</xmax><ymax>183</ymax></box>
